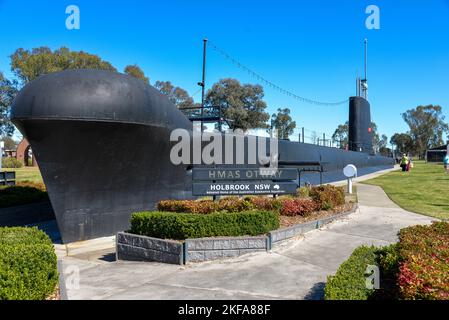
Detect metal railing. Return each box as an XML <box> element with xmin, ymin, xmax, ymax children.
<box><xmin>180</xmin><ymin>106</ymin><xmax>225</xmax><ymax>131</ymax></box>
<box><xmin>178</xmin><ymin>109</ymin><xmax>377</xmax><ymax>153</ymax></box>
<box><xmin>0</xmin><ymin>171</ymin><xmax>16</xmax><ymax>186</ymax></box>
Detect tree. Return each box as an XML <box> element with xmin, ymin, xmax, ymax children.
<box><xmin>332</xmin><ymin>121</ymin><xmax>349</xmax><ymax>149</ymax></box>
<box><xmin>0</xmin><ymin>72</ymin><xmax>18</xmax><ymax>136</ymax></box>
<box><xmin>270</xmin><ymin>108</ymin><xmax>296</xmax><ymax>140</ymax></box>
<box><xmin>154</xmin><ymin>81</ymin><xmax>197</xmax><ymax>109</ymax></box>
<box><xmin>390</xmin><ymin>133</ymin><xmax>414</xmax><ymax>155</ymax></box>
<box><xmin>379</xmin><ymin>146</ymin><xmax>392</xmax><ymax>157</ymax></box>
<box><xmin>1</xmin><ymin>135</ymin><xmax>18</xmax><ymax>150</ymax></box>
<box><xmin>379</xmin><ymin>134</ymin><xmax>388</xmax><ymax>148</ymax></box>
<box><xmin>402</xmin><ymin>105</ymin><xmax>449</xmax><ymax>157</ymax></box>
<box><xmin>7</xmin><ymin>47</ymin><xmax>117</xmax><ymax>137</ymax></box>
<box><xmin>205</xmin><ymin>78</ymin><xmax>270</xmax><ymax>131</ymax></box>
<box><xmin>374</xmin><ymin>134</ymin><xmax>388</xmax><ymax>154</ymax></box>
<box><xmin>124</xmin><ymin>64</ymin><xmax>149</xmax><ymax>84</ymax></box>
<box><xmin>332</xmin><ymin>121</ymin><xmax>387</xmax><ymax>153</ymax></box>
<box><xmin>10</xmin><ymin>47</ymin><xmax>116</xmax><ymax>84</ymax></box>
<box><xmin>370</xmin><ymin>122</ymin><xmax>380</xmax><ymax>151</ymax></box>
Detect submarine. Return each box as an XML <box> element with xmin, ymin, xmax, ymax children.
<box><xmin>11</xmin><ymin>69</ymin><xmax>393</xmax><ymax>243</ymax></box>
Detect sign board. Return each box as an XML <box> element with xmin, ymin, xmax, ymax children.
<box><xmin>192</xmin><ymin>167</ymin><xmax>298</xmax><ymax>196</ymax></box>
<box><xmin>343</xmin><ymin>164</ymin><xmax>357</xmax><ymax>178</ymax></box>
<box><xmin>192</xmin><ymin>181</ymin><xmax>298</xmax><ymax>196</ymax></box>
<box><xmin>192</xmin><ymin>168</ymin><xmax>298</xmax><ymax>181</ymax></box>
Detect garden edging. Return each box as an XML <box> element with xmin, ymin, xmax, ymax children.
<box><xmin>116</xmin><ymin>204</ymin><xmax>358</xmax><ymax>265</ymax></box>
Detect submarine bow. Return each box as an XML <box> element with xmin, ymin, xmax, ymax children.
<box><xmin>11</xmin><ymin>69</ymin><xmax>193</xmax><ymax>243</ymax></box>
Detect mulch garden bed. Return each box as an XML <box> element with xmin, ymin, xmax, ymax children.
<box><xmin>279</xmin><ymin>202</ymin><xmax>355</xmax><ymax>228</ymax></box>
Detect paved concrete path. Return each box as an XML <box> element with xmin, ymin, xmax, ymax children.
<box><xmin>58</xmin><ymin>182</ymin><xmax>435</xmax><ymax>300</ymax></box>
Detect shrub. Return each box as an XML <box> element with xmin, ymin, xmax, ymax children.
<box><xmin>157</xmin><ymin>199</ymin><xmax>218</xmax><ymax>214</ymax></box>
<box><xmin>157</xmin><ymin>188</ymin><xmax>347</xmax><ymax>217</ymax></box>
<box><xmin>16</xmin><ymin>181</ymin><xmax>46</xmax><ymax>191</ymax></box>
<box><xmin>372</xmin><ymin>244</ymin><xmax>400</xmax><ymax>300</ymax></box>
<box><xmin>129</xmin><ymin>210</ymin><xmax>280</xmax><ymax>240</ymax></box>
<box><xmin>324</xmin><ymin>245</ymin><xmax>400</xmax><ymax>300</ymax></box>
<box><xmin>158</xmin><ymin>197</ymin><xmax>264</xmax><ymax>214</ymax></box>
<box><xmin>280</xmin><ymin>198</ymin><xmax>317</xmax><ymax>216</ymax></box>
<box><xmin>249</xmin><ymin>197</ymin><xmax>283</xmax><ymax>212</ymax></box>
<box><xmin>326</xmin><ymin>223</ymin><xmax>449</xmax><ymax>300</ymax></box>
<box><xmin>397</xmin><ymin>222</ymin><xmax>449</xmax><ymax>300</ymax></box>
<box><xmin>0</xmin><ymin>227</ymin><xmax>58</xmax><ymax>300</ymax></box>
<box><xmin>296</xmin><ymin>186</ymin><xmax>310</xmax><ymax>198</ymax></box>
<box><xmin>1</xmin><ymin>157</ymin><xmax>23</xmax><ymax>168</ymax></box>
<box><xmin>324</xmin><ymin>246</ymin><xmax>378</xmax><ymax>300</ymax></box>
<box><xmin>216</xmin><ymin>197</ymin><xmax>254</xmax><ymax>213</ymax></box>
<box><xmin>310</xmin><ymin>185</ymin><xmax>345</xmax><ymax>210</ymax></box>
<box><xmin>0</xmin><ymin>185</ymin><xmax>49</xmax><ymax>208</ymax></box>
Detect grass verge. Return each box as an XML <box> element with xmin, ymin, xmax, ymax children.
<box><xmin>362</xmin><ymin>161</ymin><xmax>449</xmax><ymax>220</ymax></box>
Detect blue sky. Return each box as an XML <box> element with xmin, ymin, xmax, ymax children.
<box><xmin>1</xmin><ymin>0</ymin><xmax>448</xmax><ymax>143</ymax></box>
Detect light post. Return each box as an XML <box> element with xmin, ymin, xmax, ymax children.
<box><xmin>197</xmin><ymin>38</ymin><xmax>208</xmax><ymax>133</ymax></box>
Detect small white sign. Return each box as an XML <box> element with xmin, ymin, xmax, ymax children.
<box><xmin>343</xmin><ymin>164</ymin><xmax>357</xmax><ymax>178</ymax></box>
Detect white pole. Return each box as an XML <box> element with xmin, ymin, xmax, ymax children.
<box><xmin>347</xmin><ymin>178</ymin><xmax>353</xmax><ymax>194</ymax></box>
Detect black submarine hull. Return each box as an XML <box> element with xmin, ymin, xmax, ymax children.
<box><xmin>11</xmin><ymin>70</ymin><xmax>393</xmax><ymax>243</ymax></box>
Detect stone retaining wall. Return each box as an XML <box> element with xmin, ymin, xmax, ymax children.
<box><xmin>186</xmin><ymin>236</ymin><xmax>268</xmax><ymax>262</ymax></box>
<box><xmin>116</xmin><ymin>232</ymin><xmax>184</xmax><ymax>265</ymax></box>
<box><xmin>116</xmin><ymin>205</ymin><xmax>358</xmax><ymax>265</ymax></box>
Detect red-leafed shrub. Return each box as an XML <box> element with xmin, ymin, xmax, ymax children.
<box><xmin>157</xmin><ymin>197</ymin><xmax>256</xmax><ymax>214</ymax></box>
<box><xmin>158</xmin><ymin>197</ymin><xmax>281</xmax><ymax>214</ymax></box>
<box><xmin>218</xmin><ymin>197</ymin><xmax>255</xmax><ymax>213</ymax></box>
<box><xmin>280</xmin><ymin>198</ymin><xmax>318</xmax><ymax>216</ymax></box>
<box><xmin>397</xmin><ymin>222</ymin><xmax>449</xmax><ymax>300</ymax></box>
<box><xmin>249</xmin><ymin>197</ymin><xmax>283</xmax><ymax>212</ymax></box>
<box><xmin>157</xmin><ymin>199</ymin><xmax>218</xmax><ymax>214</ymax></box>
<box><xmin>310</xmin><ymin>185</ymin><xmax>345</xmax><ymax>210</ymax></box>
<box><xmin>157</xmin><ymin>188</ymin><xmax>345</xmax><ymax>217</ymax></box>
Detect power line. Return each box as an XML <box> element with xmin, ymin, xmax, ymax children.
<box><xmin>191</xmin><ymin>87</ymin><xmax>202</xmax><ymax>97</ymax></box>
<box><xmin>207</xmin><ymin>40</ymin><xmax>349</xmax><ymax>106</ymax></box>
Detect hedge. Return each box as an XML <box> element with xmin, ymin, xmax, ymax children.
<box><xmin>129</xmin><ymin>210</ymin><xmax>280</xmax><ymax>240</ymax></box>
<box><xmin>0</xmin><ymin>185</ymin><xmax>48</xmax><ymax>208</ymax></box>
<box><xmin>398</xmin><ymin>222</ymin><xmax>449</xmax><ymax>300</ymax></box>
<box><xmin>324</xmin><ymin>245</ymin><xmax>399</xmax><ymax>300</ymax></box>
<box><xmin>325</xmin><ymin>222</ymin><xmax>449</xmax><ymax>300</ymax></box>
<box><xmin>324</xmin><ymin>246</ymin><xmax>379</xmax><ymax>300</ymax></box>
<box><xmin>1</xmin><ymin>157</ymin><xmax>23</xmax><ymax>168</ymax></box>
<box><xmin>0</xmin><ymin>227</ymin><xmax>58</xmax><ymax>300</ymax></box>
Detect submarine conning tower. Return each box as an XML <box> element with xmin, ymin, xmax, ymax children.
<box><xmin>348</xmin><ymin>96</ymin><xmax>373</xmax><ymax>154</ymax></box>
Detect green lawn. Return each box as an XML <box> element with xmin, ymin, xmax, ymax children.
<box><xmin>1</xmin><ymin>166</ymin><xmax>43</xmax><ymax>183</ymax></box>
<box><xmin>363</xmin><ymin>161</ymin><xmax>449</xmax><ymax>220</ymax></box>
